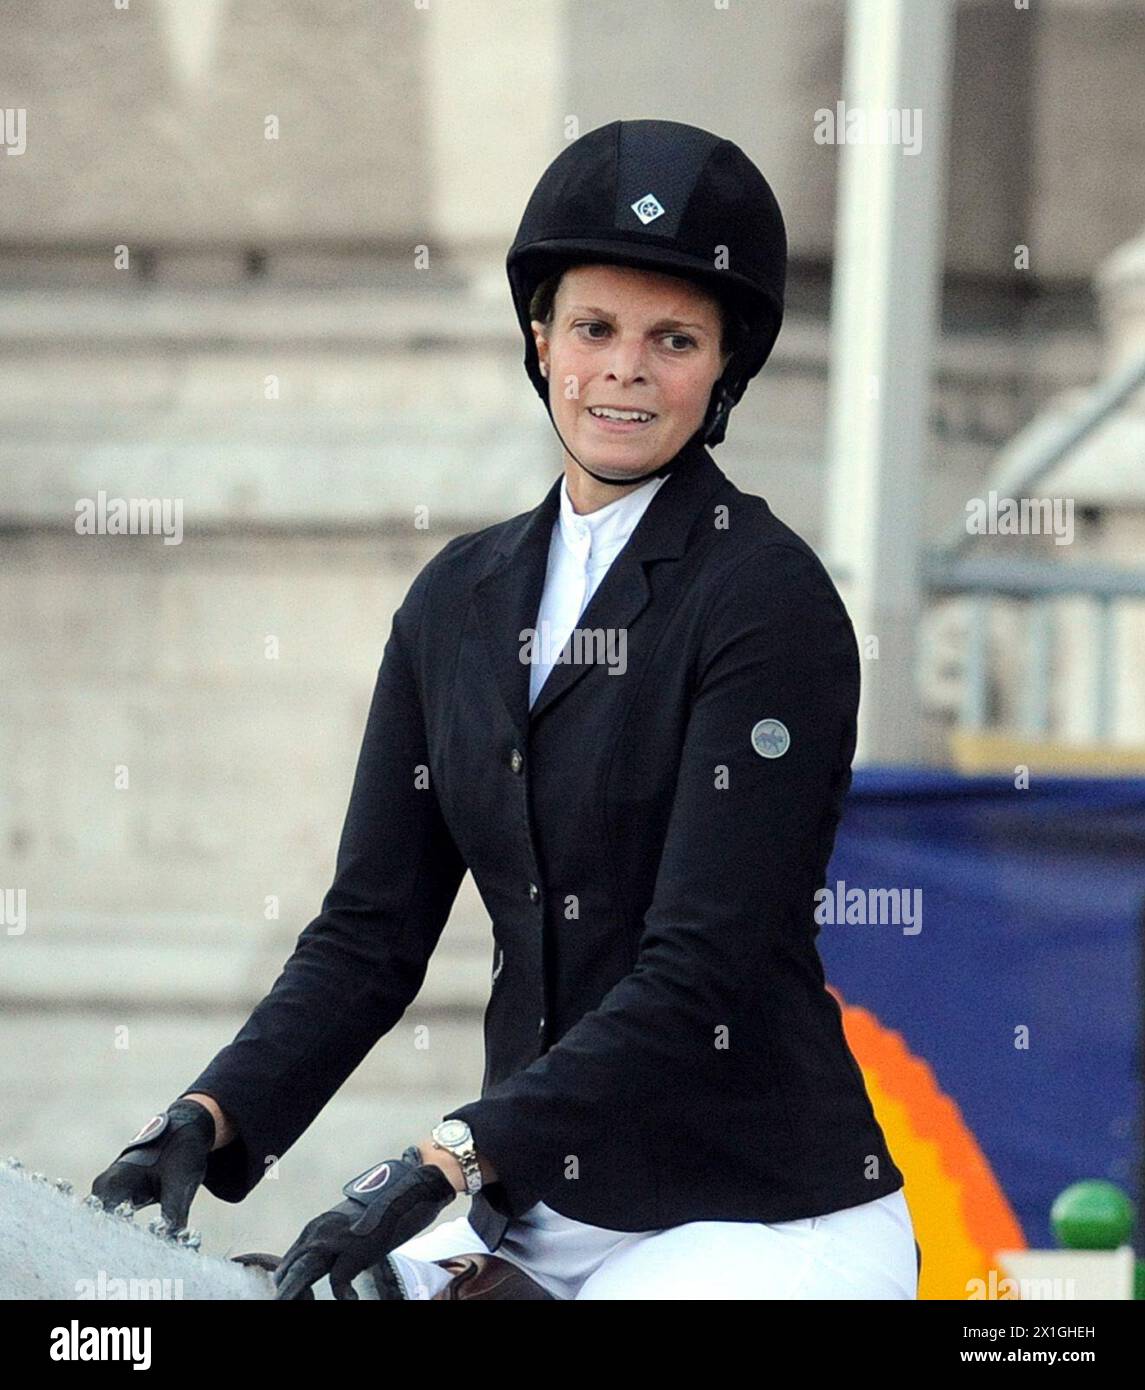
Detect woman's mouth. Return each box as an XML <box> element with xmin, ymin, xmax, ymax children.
<box><xmin>585</xmin><ymin>406</ymin><xmax>658</xmax><ymax>434</ymax></box>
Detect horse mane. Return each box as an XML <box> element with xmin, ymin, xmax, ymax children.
<box><xmin>0</xmin><ymin>1158</ymin><xmax>272</xmax><ymax>1300</ymax></box>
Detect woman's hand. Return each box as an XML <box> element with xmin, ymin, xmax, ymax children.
<box><xmin>273</xmin><ymin>1146</ymin><xmax>458</xmax><ymax>1300</ymax></box>
<box><xmin>89</xmin><ymin>1097</ymin><xmax>217</xmax><ymax>1234</ymax></box>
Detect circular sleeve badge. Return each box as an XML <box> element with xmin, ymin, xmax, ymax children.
<box><xmin>750</xmin><ymin>718</ymin><xmax>790</xmax><ymax>758</ymax></box>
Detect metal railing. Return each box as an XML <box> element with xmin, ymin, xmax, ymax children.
<box><xmin>922</xmin><ymin>555</ymin><xmax>1145</xmax><ymax>738</ymax></box>
<box><xmin>925</xmin><ymin>349</ymin><xmax>1145</xmax><ymax>741</ymax></box>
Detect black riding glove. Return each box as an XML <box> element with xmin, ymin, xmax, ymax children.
<box><xmin>89</xmin><ymin>1097</ymin><xmax>216</xmax><ymax>1233</ymax></box>
<box><xmin>274</xmin><ymin>1146</ymin><xmax>457</xmax><ymax>1301</ymax></box>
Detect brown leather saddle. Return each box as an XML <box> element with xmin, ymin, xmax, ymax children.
<box><xmin>426</xmin><ymin>1252</ymin><xmax>555</xmax><ymax>1300</ymax></box>
<box><xmin>232</xmin><ymin>1250</ymin><xmax>555</xmax><ymax>1300</ymax></box>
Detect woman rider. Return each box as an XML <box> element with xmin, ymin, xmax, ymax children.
<box><xmin>91</xmin><ymin>119</ymin><xmax>919</xmax><ymax>1300</ymax></box>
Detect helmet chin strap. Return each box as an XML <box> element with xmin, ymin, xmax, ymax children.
<box><xmin>539</xmin><ymin>369</ymin><xmax>722</xmax><ymax>487</ymax></box>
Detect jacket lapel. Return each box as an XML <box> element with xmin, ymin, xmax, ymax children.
<box><xmin>472</xmin><ymin>437</ymin><xmax>726</xmax><ymax>740</ymax></box>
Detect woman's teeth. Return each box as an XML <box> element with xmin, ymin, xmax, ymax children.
<box><xmin>588</xmin><ymin>407</ymin><xmax>656</xmax><ymax>422</ymax></box>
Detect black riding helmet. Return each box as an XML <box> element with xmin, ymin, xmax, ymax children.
<box><xmin>507</xmin><ymin>119</ymin><xmax>787</xmax><ymax>480</ymax></box>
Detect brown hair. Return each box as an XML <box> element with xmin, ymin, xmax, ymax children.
<box><xmin>528</xmin><ymin>263</ymin><xmax>749</xmax><ymax>363</ymax></box>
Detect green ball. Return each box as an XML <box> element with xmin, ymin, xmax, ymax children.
<box><xmin>1051</xmin><ymin>1181</ymin><xmax>1135</xmax><ymax>1250</ymax></box>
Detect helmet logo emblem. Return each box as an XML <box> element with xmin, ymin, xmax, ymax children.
<box><xmin>751</xmin><ymin>718</ymin><xmax>790</xmax><ymax>758</ymax></box>
<box><xmin>631</xmin><ymin>193</ymin><xmax>665</xmax><ymax>225</ymax></box>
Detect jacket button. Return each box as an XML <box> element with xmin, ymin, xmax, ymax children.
<box><xmin>538</xmin><ymin>1016</ymin><xmax>545</xmax><ymax>1034</ymax></box>
<box><xmin>528</xmin><ymin>882</ymin><xmax>540</xmax><ymax>904</ymax></box>
<box><xmin>509</xmin><ymin>749</ymin><xmax>523</xmax><ymax>774</ymax></box>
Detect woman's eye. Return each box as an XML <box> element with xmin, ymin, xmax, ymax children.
<box><xmin>572</xmin><ymin>323</ymin><xmax>696</xmax><ymax>350</ymax></box>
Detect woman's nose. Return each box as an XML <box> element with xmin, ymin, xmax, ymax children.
<box><xmin>602</xmin><ymin>340</ymin><xmax>649</xmax><ymax>382</ymax></box>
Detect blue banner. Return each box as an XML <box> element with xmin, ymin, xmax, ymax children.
<box><xmin>819</xmin><ymin>769</ymin><xmax>1145</xmax><ymax>1253</ymax></box>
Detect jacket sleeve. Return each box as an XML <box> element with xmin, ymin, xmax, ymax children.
<box><xmin>442</xmin><ymin>542</ymin><xmax>860</xmax><ymax>1219</ymax></box>
<box><xmin>184</xmin><ymin>559</ymin><xmax>467</xmax><ymax>1202</ymax></box>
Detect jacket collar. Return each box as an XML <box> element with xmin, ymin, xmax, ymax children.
<box><xmin>473</xmin><ymin>435</ymin><xmax>727</xmax><ymax>737</ymax></box>
<box><xmin>555</xmin><ymin>470</ymin><xmax>667</xmax><ymax>573</ymax></box>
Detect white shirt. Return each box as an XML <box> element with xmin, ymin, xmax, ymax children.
<box><xmin>528</xmin><ymin>471</ymin><xmax>668</xmax><ymax>710</ymax></box>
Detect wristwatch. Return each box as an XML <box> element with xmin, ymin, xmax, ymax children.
<box><xmin>430</xmin><ymin>1119</ymin><xmax>484</xmax><ymax>1196</ymax></box>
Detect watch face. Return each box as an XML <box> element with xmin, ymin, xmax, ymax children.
<box><xmin>435</xmin><ymin>1120</ymin><xmax>469</xmax><ymax>1148</ymax></box>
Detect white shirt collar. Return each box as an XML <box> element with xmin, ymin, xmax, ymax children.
<box><xmin>557</xmin><ymin>471</ymin><xmax>668</xmax><ymax>571</ymax></box>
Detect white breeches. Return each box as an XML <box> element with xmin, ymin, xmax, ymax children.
<box><xmin>386</xmin><ymin>1188</ymin><xmax>919</xmax><ymax>1300</ymax></box>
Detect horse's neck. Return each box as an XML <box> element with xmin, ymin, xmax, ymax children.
<box><xmin>0</xmin><ymin>1161</ymin><xmax>272</xmax><ymax>1300</ymax></box>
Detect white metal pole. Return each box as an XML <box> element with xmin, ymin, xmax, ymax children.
<box><xmin>823</xmin><ymin>0</ymin><xmax>956</xmax><ymax>764</ymax></box>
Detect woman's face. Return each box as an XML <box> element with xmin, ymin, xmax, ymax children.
<box><xmin>531</xmin><ymin>264</ymin><xmax>731</xmax><ymax>483</ymax></box>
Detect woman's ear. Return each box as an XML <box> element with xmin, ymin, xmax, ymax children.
<box><xmin>531</xmin><ymin>319</ymin><xmax>550</xmax><ymax>378</ymax></box>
